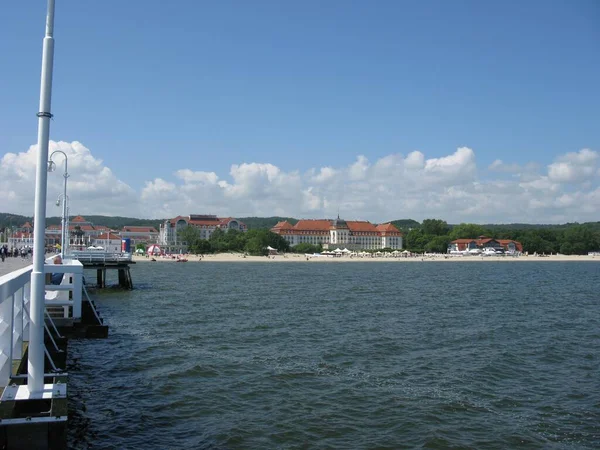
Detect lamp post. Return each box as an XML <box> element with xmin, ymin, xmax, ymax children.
<box><xmin>29</xmin><ymin>0</ymin><xmax>56</xmax><ymax>396</ymax></box>
<box><xmin>55</xmin><ymin>193</ymin><xmax>69</xmax><ymax>257</ymax></box>
<box><xmin>48</xmin><ymin>150</ymin><xmax>68</xmax><ymax>258</ymax></box>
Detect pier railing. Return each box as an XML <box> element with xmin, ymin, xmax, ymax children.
<box><xmin>0</xmin><ymin>258</ymin><xmax>83</xmax><ymax>387</ymax></box>
<box><xmin>69</xmin><ymin>251</ymin><xmax>132</xmax><ymax>263</ymax></box>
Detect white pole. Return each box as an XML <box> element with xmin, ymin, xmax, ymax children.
<box><xmin>29</xmin><ymin>0</ymin><xmax>56</xmax><ymax>395</ymax></box>
<box><xmin>60</xmin><ymin>157</ymin><xmax>68</xmax><ymax>258</ymax></box>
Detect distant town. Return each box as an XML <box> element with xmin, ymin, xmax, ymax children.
<box><xmin>2</xmin><ymin>212</ymin><xmax>598</xmax><ymax>256</ymax></box>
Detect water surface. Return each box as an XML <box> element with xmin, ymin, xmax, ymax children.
<box><xmin>68</xmin><ymin>261</ymin><xmax>600</xmax><ymax>449</ymax></box>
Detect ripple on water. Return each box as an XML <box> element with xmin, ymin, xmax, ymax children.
<box><xmin>68</xmin><ymin>261</ymin><xmax>600</xmax><ymax>449</ymax></box>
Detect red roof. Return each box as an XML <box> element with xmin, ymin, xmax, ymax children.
<box><xmin>375</xmin><ymin>223</ymin><xmax>403</xmax><ymax>235</ymax></box>
<box><xmin>96</xmin><ymin>232</ymin><xmax>121</xmax><ymax>240</ymax></box>
<box><xmin>71</xmin><ymin>216</ymin><xmax>87</xmax><ymax>223</ymax></box>
<box><xmin>122</xmin><ymin>226</ymin><xmax>157</xmax><ymax>233</ymax></box>
<box><xmin>21</xmin><ymin>222</ymin><xmax>33</xmax><ymax>229</ymax></box>
<box><xmin>293</xmin><ymin>220</ymin><xmax>332</xmax><ymax>232</ymax></box>
<box><xmin>347</xmin><ymin>221</ymin><xmax>377</xmax><ymax>232</ymax></box>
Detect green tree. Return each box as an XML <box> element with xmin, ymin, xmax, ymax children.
<box><xmin>243</xmin><ymin>229</ymin><xmax>290</xmax><ymax>255</ymax></box>
<box><xmin>405</xmin><ymin>228</ymin><xmax>430</xmax><ymax>252</ymax></box>
<box><xmin>178</xmin><ymin>225</ymin><xmax>201</xmax><ymax>248</ymax></box>
<box><xmin>421</xmin><ymin>219</ymin><xmax>449</xmax><ymax>236</ymax></box>
<box><xmin>449</xmin><ymin>223</ymin><xmax>488</xmax><ymax>240</ymax></box>
<box><xmin>425</xmin><ymin>235</ymin><xmax>451</xmax><ymax>253</ymax></box>
<box><xmin>192</xmin><ymin>239</ymin><xmax>213</xmax><ymax>255</ymax></box>
<box><xmin>291</xmin><ymin>243</ymin><xmax>322</xmax><ymax>254</ymax></box>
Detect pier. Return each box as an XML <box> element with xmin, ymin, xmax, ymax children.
<box><xmin>0</xmin><ymin>257</ymin><xmax>108</xmax><ymax>449</ymax></box>
<box><xmin>69</xmin><ymin>251</ymin><xmax>135</xmax><ymax>289</ymax></box>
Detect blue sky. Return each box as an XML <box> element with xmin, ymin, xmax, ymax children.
<box><xmin>1</xmin><ymin>1</ymin><xmax>599</xmax><ymax>222</ymax></box>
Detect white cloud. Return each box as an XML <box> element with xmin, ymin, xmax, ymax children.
<box><xmin>547</xmin><ymin>148</ymin><xmax>598</xmax><ymax>183</ymax></box>
<box><xmin>0</xmin><ymin>141</ymin><xmax>137</xmax><ymax>217</ymax></box>
<box><xmin>1</xmin><ymin>141</ymin><xmax>598</xmax><ymax>224</ymax></box>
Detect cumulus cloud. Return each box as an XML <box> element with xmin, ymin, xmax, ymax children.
<box><xmin>1</xmin><ymin>141</ymin><xmax>598</xmax><ymax>224</ymax></box>
<box><xmin>1</xmin><ymin>141</ymin><xmax>137</xmax><ymax>217</ymax></box>
<box><xmin>547</xmin><ymin>149</ymin><xmax>598</xmax><ymax>183</ymax></box>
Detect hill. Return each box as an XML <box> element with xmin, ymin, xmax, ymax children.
<box><xmin>0</xmin><ymin>212</ymin><xmax>162</xmax><ymax>231</ymax></box>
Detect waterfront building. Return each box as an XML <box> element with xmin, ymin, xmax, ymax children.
<box><xmin>119</xmin><ymin>226</ymin><xmax>159</xmax><ymax>247</ymax></box>
<box><xmin>159</xmin><ymin>214</ymin><xmax>247</xmax><ymax>252</ymax></box>
<box><xmin>448</xmin><ymin>236</ymin><xmax>523</xmax><ymax>253</ymax></box>
<box><xmin>93</xmin><ymin>232</ymin><xmax>123</xmax><ymax>253</ymax></box>
<box><xmin>7</xmin><ymin>221</ymin><xmax>60</xmax><ymax>250</ymax></box>
<box><xmin>271</xmin><ymin>217</ymin><xmax>403</xmax><ymax>250</ymax></box>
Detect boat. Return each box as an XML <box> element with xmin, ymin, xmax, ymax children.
<box><xmin>176</xmin><ymin>258</ymin><xmax>188</xmax><ymax>262</ymax></box>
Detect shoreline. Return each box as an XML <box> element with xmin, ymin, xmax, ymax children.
<box><xmin>132</xmin><ymin>254</ymin><xmax>600</xmax><ymax>263</ymax></box>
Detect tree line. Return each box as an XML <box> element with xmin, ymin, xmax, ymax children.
<box><xmin>400</xmin><ymin>219</ymin><xmax>600</xmax><ymax>255</ymax></box>
<box><xmin>178</xmin><ymin>226</ymin><xmax>290</xmax><ymax>256</ymax></box>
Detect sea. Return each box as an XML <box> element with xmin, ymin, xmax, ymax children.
<box><xmin>68</xmin><ymin>261</ymin><xmax>600</xmax><ymax>449</ymax></box>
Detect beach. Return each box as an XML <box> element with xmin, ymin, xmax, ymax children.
<box><xmin>132</xmin><ymin>253</ymin><xmax>600</xmax><ymax>263</ymax></box>
<box><xmin>2</xmin><ymin>253</ymin><xmax>598</xmax><ymax>278</ymax></box>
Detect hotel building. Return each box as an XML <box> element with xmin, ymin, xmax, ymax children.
<box><xmin>271</xmin><ymin>217</ymin><xmax>403</xmax><ymax>250</ymax></box>
<box><xmin>159</xmin><ymin>214</ymin><xmax>247</xmax><ymax>251</ymax></box>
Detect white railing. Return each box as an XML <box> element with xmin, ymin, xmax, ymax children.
<box><xmin>0</xmin><ymin>259</ymin><xmax>83</xmax><ymax>387</ymax></box>
<box><xmin>0</xmin><ymin>265</ymin><xmax>32</xmax><ymax>387</ymax></box>
<box><xmin>44</xmin><ymin>258</ymin><xmax>83</xmax><ymax>319</ymax></box>
<box><xmin>69</xmin><ymin>251</ymin><xmax>132</xmax><ymax>263</ymax></box>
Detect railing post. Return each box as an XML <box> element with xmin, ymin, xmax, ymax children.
<box><xmin>0</xmin><ymin>293</ymin><xmax>13</xmax><ymax>386</ymax></box>
<box><xmin>23</xmin><ymin>281</ymin><xmax>31</xmax><ymax>342</ymax></box>
<box><xmin>72</xmin><ymin>269</ymin><xmax>82</xmax><ymax>319</ymax></box>
<box><xmin>12</xmin><ymin>288</ymin><xmax>24</xmax><ymax>372</ymax></box>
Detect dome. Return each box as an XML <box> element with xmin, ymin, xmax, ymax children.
<box><xmin>331</xmin><ymin>215</ymin><xmax>348</xmax><ymax>229</ymax></box>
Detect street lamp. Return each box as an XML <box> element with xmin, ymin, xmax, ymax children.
<box><xmin>48</xmin><ymin>150</ymin><xmax>68</xmax><ymax>258</ymax></box>
<box><xmin>55</xmin><ymin>193</ymin><xmax>69</xmax><ymax>256</ymax></box>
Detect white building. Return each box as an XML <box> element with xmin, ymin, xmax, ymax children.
<box><xmin>92</xmin><ymin>232</ymin><xmax>122</xmax><ymax>253</ymax></box>
<box><xmin>119</xmin><ymin>226</ymin><xmax>159</xmax><ymax>247</ymax></box>
<box><xmin>159</xmin><ymin>214</ymin><xmax>247</xmax><ymax>251</ymax></box>
<box><xmin>271</xmin><ymin>216</ymin><xmax>403</xmax><ymax>250</ymax></box>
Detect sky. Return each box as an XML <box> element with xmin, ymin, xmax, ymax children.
<box><xmin>1</xmin><ymin>0</ymin><xmax>599</xmax><ymax>224</ymax></box>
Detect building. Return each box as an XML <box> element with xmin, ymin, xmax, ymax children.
<box><xmin>271</xmin><ymin>216</ymin><xmax>403</xmax><ymax>250</ymax></box>
<box><xmin>119</xmin><ymin>226</ymin><xmax>159</xmax><ymax>247</ymax></box>
<box><xmin>448</xmin><ymin>236</ymin><xmax>523</xmax><ymax>253</ymax></box>
<box><xmin>159</xmin><ymin>215</ymin><xmax>247</xmax><ymax>252</ymax></box>
<box><xmin>7</xmin><ymin>221</ymin><xmax>60</xmax><ymax>250</ymax></box>
<box><xmin>92</xmin><ymin>233</ymin><xmax>122</xmax><ymax>253</ymax></box>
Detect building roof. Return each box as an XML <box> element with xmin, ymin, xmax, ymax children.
<box><xmin>96</xmin><ymin>232</ymin><xmax>121</xmax><ymax>240</ymax></box>
<box><xmin>273</xmin><ymin>221</ymin><xmax>294</xmax><ymax>230</ymax></box>
<box><xmin>347</xmin><ymin>221</ymin><xmax>377</xmax><ymax>232</ymax></box>
<box><xmin>71</xmin><ymin>216</ymin><xmax>87</xmax><ymax>223</ymax></box>
<box><xmin>375</xmin><ymin>223</ymin><xmax>402</xmax><ymax>235</ymax></box>
<box><xmin>451</xmin><ymin>237</ymin><xmax>522</xmax><ymax>251</ymax></box>
<box><xmin>21</xmin><ymin>222</ymin><xmax>33</xmax><ymax>229</ymax></box>
<box><xmin>122</xmin><ymin>226</ymin><xmax>158</xmax><ymax>233</ymax></box>
<box><xmin>293</xmin><ymin>219</ymin><xmax>332</xmax><ymax>232</ymax></box>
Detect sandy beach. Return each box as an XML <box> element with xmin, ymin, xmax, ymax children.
<box><xmin>2</xmin><ymin>253</ymin><xmax>598</xmax><ymax>277</ymax></box>
<box><xmin>132</xmin><ymin>253</ymin><xmax>600</xmax><ymax>264</ymax></box>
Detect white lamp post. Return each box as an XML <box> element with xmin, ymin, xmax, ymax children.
<box><xmin>48</xmin><ymin>150</ymin><xmax>68</xmax><ymax>258</ymax></box>
<box><xmin>54</xmin><ymin>193</ymin><xmax>69</xmax><ymax>257</ymax></box>
<box><xmin>29</xmin><ymin>0</ymin><xmax>56</xmax><ymax>396</ymax></box>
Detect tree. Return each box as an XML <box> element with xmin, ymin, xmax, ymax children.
<box><xmin>405</xmin><ymin>228</ymin><xmax>430</xmax><ymax>252</ymax></box>
<box><xmin>178</xmin><ymin>225</ymin><xmax>201</xmax><ymax>248</ymax></box>
<box><xmin>449</xmin><ymin>223</ymin><xmax>488</xmax><ymax>240</ymax></box>
<box><xmin>421</xmin><ymin>219</ymin><xmax>449</xmax><ymax>236</ymax></box>
<box><xmin>425</xmin><ymin>236</ymin><xmax>451</xmax><ymax>253</ymax></box>
<box><xmin>192</xmin><ymin>239</ymin><xmax>213</xmax><ymax>255</ymax></box>
<box><xmin>291</xmin><ymin>243</ymin><xmax>322</xmax><ymax>254</ymax></box>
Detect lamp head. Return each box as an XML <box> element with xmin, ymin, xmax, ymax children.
<box><xmin>56</xmin><ymin>199</ymin><xmax>61</xmax><ymax>207</ymax></box>
<box><xmin>47</xmin><ymin>160</ymin><xmax>56</xmax><ymax>172</ymax></box>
